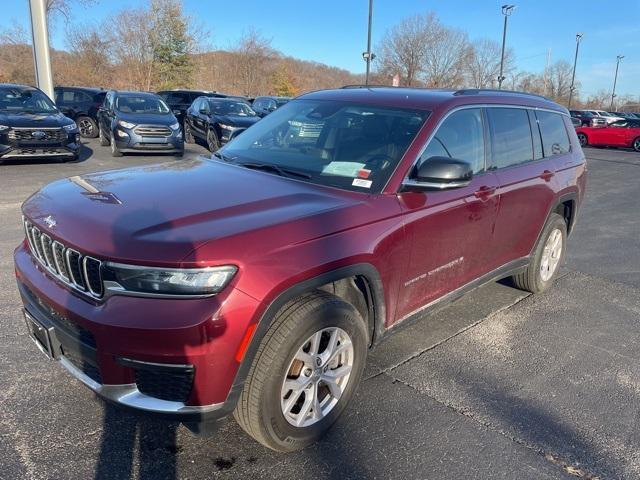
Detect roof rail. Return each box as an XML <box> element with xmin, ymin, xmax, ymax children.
<box><xmin>340</xmin><ymin>84</ymin><xmax>391</xmax><ymax>89</ymax></box>
<box><xmin>453</xmin><ymin>88</ymin><xmax>551</xmax><ymax>101</ymax></box>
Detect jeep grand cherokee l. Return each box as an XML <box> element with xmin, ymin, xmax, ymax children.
<box><xmin>0</xmin><ymin>84</ymin><xmax>80</xmax><ymax>163</ymax></box>
<box><xmin>14</xmin><ymin>87</ymin><xmax>586</xmax><ymax>452</ymax></box>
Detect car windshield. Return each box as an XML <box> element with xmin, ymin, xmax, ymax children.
<box><xmin>220</xmin><ymin>99</ymin><xmax>430</xmax><ymax>193</ymax></box>
<box><xmin>0</xmin><ymin>87</ymin><xmax>57</xmax><ymax>114</ymax></box>
<box><xmin>115</xmin><ymin>96</ymin><xmax>170</xmax><ymax>114</ymax></box>
<box><xmin>209</xmin><ymin>100</ymin><xmax>257</xmax><ymax>116</ymax></box>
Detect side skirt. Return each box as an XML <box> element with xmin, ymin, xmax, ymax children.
<box><xmin>375</xmin><ymin>257</ymin><xmax>529</xmax><ymax>344</ymax></box>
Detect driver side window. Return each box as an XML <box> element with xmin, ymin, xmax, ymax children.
<box><xmin>419</xmin><ymin>108</ymin><xmax>486</xmax><ymax>174</ymax></box>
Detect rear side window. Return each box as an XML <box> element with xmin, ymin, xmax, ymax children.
<box><xmin>536</xmin><ymin>111</ymin><xmax>570</xmax><ymax>156</ymax></box>
<box><xmin>487</xmin><ymin>107</ymin><xmax>533</xmax><ymax>168</ymax></box>
<box><xmin>421</xmin><ymin>108</ymin><xmax>485</xmax><ymax>173</ymax></box>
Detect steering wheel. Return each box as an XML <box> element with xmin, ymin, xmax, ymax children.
<box><xmin>364</xmin><ymin>154</ymin><xmax>394</xmax><ymax>170</ymax></box>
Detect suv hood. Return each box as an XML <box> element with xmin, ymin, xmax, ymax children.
<box><xmin>0</xmin><ymin>111</ymin><xmax>73</xmax><ymax>128</ymax></box>
<box><xmin>214</xmin><ymin>114</ymin><xmax>260</xmax><ymax>128</ymax></box>
<box><xmin>22</xmin><ymin>158</ymin><xmax>365</xmax><ymax>265</ymax></box>
<box><xmin>117</xmin><ymin>112</ymin><xmax>176</xmax><ymax>125</ymax></box>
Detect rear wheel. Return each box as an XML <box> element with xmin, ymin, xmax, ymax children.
<box><xmin>98</xmin><ymin>125</ymin><xmax>109</xmax><ymax>146</ymax></box>
<box><xmin>110</xmin><ymin>137</ymin><xmax>122</xmax><ymax>157</ymax></box>
<box><xmin>512</xmin><ymin>213</ymin><xmax>567</xmax><ymax>293</ymax></box>
<box><xmin>234</xmin><ymin>291</ymin><xmax>367</xmax><ymax>452</ymax></box>
<box><xmin>633</xmin><ymin>137</ymin><xmax>640</xmax><ymax>152</ymax></box>
<box><xmin>206</xmin><ymin>128</ymin><xmax>220</xmax><ymax>152</ymax></box>
<box><xmin>77</xmin><ymin>116</ymin><xmax>98</xmax><ymax>138</ymax></box>
<box><xmin>577</xmin><ymin>132</ymin><xmax>588</xmax><ymax>147</ymax></box>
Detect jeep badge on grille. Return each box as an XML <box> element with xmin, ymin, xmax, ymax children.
<box><xmin>43</xmin><ymin>215</ymin><xmax>56</xmax><ymax>228</ymax></box>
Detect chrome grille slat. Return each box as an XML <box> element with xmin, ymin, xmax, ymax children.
<box><xmin>133</xmin><ymin>125</ymin><xmax>172</xmax><ymax>138</ymax></box>
<box><xmin>23</xmin><ymin>219</ymin><xmax>102</xmax><ymax>298</ymax></box>
<box><xmin>8</xmin><ymin>128</ymin><xmax>67</xmax><ymax>142</ymax></box>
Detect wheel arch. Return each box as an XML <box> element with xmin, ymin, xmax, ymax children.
<box><xmin>531</xmin><ymin>192</ymin><xmax>578</xmax><ymax>256</ymax></box>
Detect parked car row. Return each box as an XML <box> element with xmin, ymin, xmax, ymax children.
<box><xmin>569</xmin><ymin>109</ymin><xmax>640</xmax><ymax>127</ymax></box>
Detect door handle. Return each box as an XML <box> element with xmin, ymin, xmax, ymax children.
<box><xmin>540</xmin><ymin>170</ymin><xmax>555</xmax><ymax>182</ymax></box>
<box><xmin>474</xmin><ymin>186</ymin><xmax>496</xmax><ymax>200</ymax></box>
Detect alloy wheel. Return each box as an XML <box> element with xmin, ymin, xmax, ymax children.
<box><xmin>634</xmin><ymin>138</ymin><xmax>640</xmax><ymax>152</ymax></box>
<box><xmin>540</xmin><ymin>228</ymin><xmax>563</xmax><ymax>282</ymax></box>
<box><xmin>280</xmin><ymin>327</ymin><xmax>354</xmax><ymax>428</ymax></box>
<box><xmin>577</xmin><ymin>133</ymin><xmax>587</xmax><ymax>147</ymax></box>
<box><xmin>78</xmin><ymin>118</ymin><xmax>94</xmax><ymax>137</ymax></box>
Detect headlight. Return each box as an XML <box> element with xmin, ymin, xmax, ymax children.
<box><xmin>103</xmin><ymin>263</ymin><xmax>237</xmax><ymax>296</ymax></box>
<box><xmin>63</xmin><ymin>123</ymin><xmax>78</xmax><ymax>132</ymax></box>
<box><xmin>118</xmin><ymin>120</ymin><xmax>136</xmax><ymax>129</ymax></box>
<box><xmin>218</xmin><ymin>123</ymin><xmax>238</xmax><ymax>131</ymax></box>
<box><xmin>169</xmin><ymin>122</ymin><xmax>180</xmax><ymax>130</ymax></box>
<box><xmin>0</xmin><ymin>124</ymin><xmax>9</xmax><ymax>132</ymax></box>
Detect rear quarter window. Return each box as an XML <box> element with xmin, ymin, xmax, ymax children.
<box><xmin>536</xmin><ymin>111</ymin><xmax>571</xmax><ymax>156</ymax></box>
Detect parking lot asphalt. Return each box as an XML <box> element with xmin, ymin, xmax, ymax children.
<box><xmin>1</xmin><ymin>140</ymin><xmax>639</xmax><ymax>480</ymax></box>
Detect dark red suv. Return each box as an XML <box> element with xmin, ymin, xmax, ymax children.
<box><xmin>15</xmin><ymin>87</ymin><xmax>586</xmax><ymax>452</ymax></box>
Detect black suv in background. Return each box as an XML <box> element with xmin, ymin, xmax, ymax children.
<box><xmin>97</xmin><ymin>90</ymin><xmax>184</xmax><ymax>157</ymax></box>
<box><xmin>54</xmin><ymin>86</ymin><xmax>106</xmax><ymax>138</ymax></box>
<box><xmin>158</xmin><ymin>89</ymin><xmax>228</xmax><ymax>126</ymax></box>
<box><xmin>252</xmin><ymin>96</ymin><xmax>290</xmax><ymax>117</ymax></box>
<box><xmin>184</xmin><ymin>96</ymin><xmax>260</xmax><ymax>151</ymax></box>
<box><xmin>0</xmin><ymin>84</ymin><xmax>80</xmax><ymax>163</ymax></box>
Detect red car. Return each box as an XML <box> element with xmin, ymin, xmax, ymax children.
<box><xmin>576</xmin><ymin>118</ymin><xmax>640</xmax><ymax>152</ymax></box>
<box><xmin>15</xmin><ymin>87</ymin><xmax>587</xmax><ymax>452</ymax></box>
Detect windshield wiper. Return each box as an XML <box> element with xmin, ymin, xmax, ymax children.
<box><xmin>238</xmin><ymin>162</ymin><xmax>312</xmax><ymax>180</ymax></box>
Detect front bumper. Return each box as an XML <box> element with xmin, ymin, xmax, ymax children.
<box><xmin>0</xmin><ymin>130</ymin><xmax>80</xmax><ymax>160</ymax></box>
<box><xmin>14</xmin><ymin>242</ymin><xmax>260</xmax><ymax>424</ymax></box>
<box><xmin>114</xmin><ymin>125</ymin><xmax>183</xmax><ymax>153</ymax></box>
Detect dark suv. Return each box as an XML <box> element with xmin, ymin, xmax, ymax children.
<box><xmin>15</xmin><ymin>87</ymin><xmax>586</xmax><ymax>452</ymax></box>
<box><xmin>0</xmin><ymin>83</ymin><xmax>81</xmax><ymax>163</ymax></box>
<box><xmin>54</xmin><ymin>86</ymin><xmax>106</xmax><ymax>138</ymax></box>
<box><xmin>252</xmin><ymin>96</ymin><xmax>290</xmax><ymax>117</ymax></box>
<box><xmin>97</xmin><ymin>90</ymin><xmax>184</xmax><ymax>157</ymax></box>
<box><xmin>157</xmin><ymin>89</ymin><xmax>227</xmax><ymax>126</ymax></box>
<box><xmin>184</xmin><ymin>96</ymin><xmax>260</xmax><ymax>151</ymax></box>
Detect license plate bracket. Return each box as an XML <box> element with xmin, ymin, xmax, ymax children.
<box><xmin>24</xmin><ymin>310</ymin><xmax>57</xmax><ymax>359</ymax></box>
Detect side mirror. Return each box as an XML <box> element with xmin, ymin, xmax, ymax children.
<box><xmin>402</xmin><ymin>156</ymin><xmax>473</xmax><ymax>191</ymax></box>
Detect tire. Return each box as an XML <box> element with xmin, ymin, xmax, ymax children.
<box><xmin>234</xmin><ymin>291</ymin><xmax>368</xmax><ymax>452</ymax></box>
<box><xmin>77</xmin><ymin>116</ymin><xmax>98</xmax><ymax>138</ymax></box>
<box><xmin>184</xmin><ymin>122</ymin><xmax>195</xmax><ymax>144</ymax></box>
<box><xmin>633</xmin><ymin>137</ymin><xmax>640</xmax><ymax>152</ymax></box>
<box><xmin>512</xmin><ymin>213</ymin><xmax>567</xmax><ymax>293</ymax></box>
<box><xmin>99</xmin><ymin>125</ymin><xmax>109</xmax><ymax>146</ymax></box>
<box><xmin>577</xmin><ymin>132</ymin><xmax>588</xmax><ymax>147</ymax></box>
<box><xmin>174</xmin><ymin>149</ymin><xmax>184</xmax><ymax>158</ymax></box>
<box><xmin>110</xmin><ymin>137</ymin><xmax>123</xmax><ymax>157</ymax></box>
<box><xmin>206</xmin><ymin>128</ymin><xmax>220</xmax><ymax>152</ymax></box>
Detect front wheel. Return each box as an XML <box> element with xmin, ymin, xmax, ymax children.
<box><xmin>234</xmin><ymin>291</ymin><xmax>368</xmax><ymax>452</ymax></box>
<box><xmin>633</xmin><ymin>137</ymin><xmax>640</xmax><ymax>152</ymax></box>
<box><xmin>110</xmin><ymin>137</ymin><xmax>122</xmax><ymax>157</ymax></box>
<box><xmin>577</xmin><ymin>132</ymin><xmax>588</xmax><ymax>147</ymax></box>
<box><xmin>184</xmin><ymin>122</ymin><xmax>195</xmax><ymax>144</ymax></box>
<box><xmin>512</xmin><ymin>213</ymin><xmax>567</xmax><ymax>293</ymax></box>
<box><xmin>206</xmin><ymin>128</ymin><xmax>220</xmax><ymax>152</ymax></box>
<box><xmin>98</xmin><ymin>125</ymin><xmax>109</xmax><ymax>146</ymax></box>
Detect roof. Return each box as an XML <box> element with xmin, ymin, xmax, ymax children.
<box><xmin>0</xmin><ymin>83</ymin><xmax>38</xmax><ymax>91</ymax></box>
<box><xmin>55</xmin><ymin>86</ymin><xmax>105</xmax><ymax>93</ymax></box>
<box><xmin>300</xmin><ymin>86</ymin><xmax>567</xmax><ymax>114</ymax></box>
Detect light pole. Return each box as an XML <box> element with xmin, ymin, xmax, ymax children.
<box><xmin>28</xmin><ymin>0</ymin><xmax>54</xmax><ymax>100</ymax></box>
<box><xmin>610</xmin><ymin>55</ymin><xmax>624</xmax><ymax>111</ymax></box>
<box><xmin>363</xmin><ymin>0</ymin><xmax>375</xmax><ymax>85</ymax></box>
<box><xmin>568</xmin><ymin>33</ymin><xmax>583</xmax><ymax>109</ymax></box>
<box><xmin>498</xmin><ymin>4</ymin><xmax>515</xmax><ymax>89</ymax></box>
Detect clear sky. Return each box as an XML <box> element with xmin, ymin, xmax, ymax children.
<box><xmin>3</xmin><ymin>0</ymin><xmax>639</xmax><ymax>99</ymax></box>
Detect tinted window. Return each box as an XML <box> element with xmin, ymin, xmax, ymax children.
<box><xmin>487</xmin><ymin>108</ymin><xmax>533</xmax><ymax>168</ymax></box>
<box><xmin>536</xmin><ymin>111</ymin><xmax>570</xmax><ymax>156</ymax></box>
<box><xmin>528</xmin><ymin>110</ymin><xmax>544</xmax><ymax>160</ymax></box>
<box><xmin>115</xmin><ymin>95</ymin><xmax>169</xmax><ymax>114</ymax></box>
<box><xmin>420</xmin><ymin>108</ymin><xmax>485</xmax><ymax>173</ymax></box>
<box><xmin>0</xmin><ymin>87</ymin><xmax>57</xmax><ymax>113</ymax></box>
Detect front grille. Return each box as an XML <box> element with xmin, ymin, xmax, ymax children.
<box><xmin>8</xmin><ymin>128</ymin><xmax>66</xmax><ymax>143</ymax></box>
<box><xmin>133</xmin><ymin>125</ymin><xmax>172</xmax><ymax>137</ymax></box>
<box><xmin>23</xmin><ymin>218</ymin><xmax>103</xmax><ymax>299</ymax></box>
<box><xmin>135</xmin><ymin>367</ymin><xmax>194</xmax><ymax>403</ymax></box>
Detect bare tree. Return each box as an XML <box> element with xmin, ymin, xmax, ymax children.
<box><xmin>65</xmin><ymin>24</ymin><xmax>112</xmax><ymax>87</ymax></box>
<box><xmin>231</xmin><ymin>28</ymin><xmax>277</xmax><ymax>96</ymax></box>
<box><xmin>377</xmin><ymin>13</ymin><xmax>434</xmax><ymax>86</ymax></box>
<box><xmin>546</xmin><ymin>60</ymin><xmax>574</xmax><ymax>103</ymax></box>
<box><xmin>109</xmin><ymin>8</ymin><xmax>155</xmax><ymax>90</ymax></box>
<box><xmin>422</xmin><ymin>21</ymin><xmax>471</xmax><ymax>88</ymax></box>
<box><xmin>466</xmin><ymin>38</ymin><xmax>513</xmax><ymax>88</ymax></box>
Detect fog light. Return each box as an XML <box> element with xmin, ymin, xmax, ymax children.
<box><xmin>116</xmin><ymin>129</ymin><xmax>129</xmax><ymax>139</ymax></box>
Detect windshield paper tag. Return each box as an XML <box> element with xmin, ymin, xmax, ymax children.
<box><xmin>352</xmin><ymin>178</ymin><xmax>372</xmax><ymax>188</ymax></box>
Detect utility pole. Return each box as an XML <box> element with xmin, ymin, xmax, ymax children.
<box><xmin>363</xmin><ymin>0</ymin><xmax>375</xmax><ymax>85</ymax></box>
<box><xmin>28</xmin><ymin>0</ymin><xmax>54</xmax><ymax>100</ymax></box>
<box><xmin>498</xmin><ymin>5</ymin><xmax>515</xmax><ymax>89</ymax></box>
<box><xmin>610</xmin><ymin>55</ymin><xmax>624</xmax><ymax>111</ymax></box>
<box><xmin>568</xmin><ymin>33</ymin><xmax>582</xmax><ymax>109</ymax></box>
